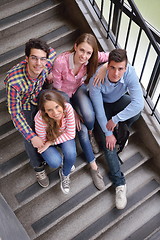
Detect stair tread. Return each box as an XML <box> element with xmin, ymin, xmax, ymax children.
<box><xmin>24</xmin><ymin>152</ymin><xmax>148</xmax><ymax>235</ymax></box>
<box><xmin>0</xmin><ymin>17</ymin><xmax>72</xmax><ymax>58</ymax></box>
<box><xmin>125</xmin><ymin>211</ymin><xmax>160</xmax><ymax>240</ymax></box>
<box><xmin>71</xmin><ymin>179</ymin><xmax>160</xmax><ymax>240</ymax></box>
<box><xmin>0</xmin><ymin>0</ymin><xmax>50</xmax><ymax>20</ymax></box>
<box><xmin>29</xmin><ymin>165</ymin><xmax>160</xmax><ymax>240</ymax></box>
<box><xmin>0</xmin><ymin>0</ymin><xmax>60</xmax><ymax>29</ymax></box>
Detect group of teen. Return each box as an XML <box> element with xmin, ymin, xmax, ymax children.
<box><xmin>4</xmin><ymin>33</ymin><xmax>144</xmax><ymax>209</ymax></box>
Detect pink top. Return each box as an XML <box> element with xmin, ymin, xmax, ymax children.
<box><xmin>48</xmin><ymin>51</ymin><xmax>109</xmax><ymax>97</ymax></box>
<box><xmin>34</xmin><ymin>103</ymin><xmax>76</xmax><ymax>145</ymax></box>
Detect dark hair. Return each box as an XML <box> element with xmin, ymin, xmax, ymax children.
<box><xmin>39</xmin><ymin>90</ymin><xmax>66</xmax><ymax>141</ymax></box>
<box><xmin>25</xmin><ymin>38</ymin><xmax>50</xmax><ymax>58</ymax></box>
<box><xmin>70</xmin><ymin>33</ymin><xmax>99</xmax><ymax>84</ymax></box>
<box><xmin>108</xmin><ymin>49</ymin><xmax>128</xmax><ymax>66</ymax></box>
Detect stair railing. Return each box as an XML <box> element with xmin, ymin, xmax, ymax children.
<box><xmin>89</xmin><ymin>0</ymin><xmax>160</xmax><ymax>123</ymax></box>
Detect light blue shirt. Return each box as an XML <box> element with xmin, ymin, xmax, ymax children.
<box><xmin>89</xmin><ymin>64</ymin><xmax>144</xmax><ymax>136</ymax></box>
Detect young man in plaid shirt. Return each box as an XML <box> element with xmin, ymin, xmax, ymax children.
<box><xmin>4</xmin><ymin>38</ymin><xmax>56</xmax><ymax>187</ymax></box>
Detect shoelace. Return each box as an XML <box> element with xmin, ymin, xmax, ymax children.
<box><xmin>116</xmin><ymin>188</ymin><xmax>124</xmax><ymax>199</ymax></box>
<box><xmin>37</xmin><ymin>171</ymin><xmax>46</xmax><ymax>180</ymax></box>
<box><xmin>62</xmin><ymin>176</ymin><xmax>70</xmax><ymax>188</ymax></box>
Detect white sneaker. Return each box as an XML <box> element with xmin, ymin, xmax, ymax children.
<box><xmin>115</xmin><ymin>184</ymin><xmax>127</xmax><ymax>209</ymax></box>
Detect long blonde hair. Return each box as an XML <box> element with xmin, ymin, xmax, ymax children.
<box><xmin>39</xmin><ymin>90</ymin><xmax>66</xmax><ymax>141</ymax></box>
<box><xmin>70</xmin><ymin>33</ymin><xmax>99</xmax><ymax>84</ymax></box>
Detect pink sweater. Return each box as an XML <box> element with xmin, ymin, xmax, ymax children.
<box><xmin>34</xmin><ymin>103</ymin><xmax>76</xmax><ymax>145</ymax></box>
<box><xmin>48</xmin><ymin>51</ymin><xmax>109</xmax><ymax>97</ymax></box>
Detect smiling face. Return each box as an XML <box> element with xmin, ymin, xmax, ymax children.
<box><xmin>26</xmin><ymin>48</ymin><xmax>47</xmax><ymax>78</ymax></box>
<box><xmin>74</xmin><ymin>42</ymin><xmax>93</xmax><ymax>65</ymax></box>
<box><xmin>44</xmin><ymin>100</ymin><xmax>64</xmax><ymax>122</ymax></box>
<box><xmin>107</xmin><ymin>60</ymin><xmax>127</xmax><ymax>83</ymax></box>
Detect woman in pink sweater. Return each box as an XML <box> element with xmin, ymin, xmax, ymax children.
<box><xmin>34</xmin><ymin>90</ymin><xmax>76</xmax><ymax>194</ymax></box>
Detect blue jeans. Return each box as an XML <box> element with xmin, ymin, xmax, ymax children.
<box><xmin>41</xmin><ymin>139</ymin><xmax>77</xmax><ymax>176</ymax></box>
<box><xmin>55</xmin><ymin>86</ymin><xmax>96</xmax><ymax>164</ymax></box>
<box><xmin>98</xmin><ymin>94</ymin><xmax>141</xmax><ymax>186</ymax></box>
<box><xmin>71</xmin><ymin>84</ymin><xmax>95</xmax><ymax>131</ymax></box>
<box><xmin>23</xmin><ymin>104</ymin><xmax>45</xmax><ymax>170</ymax></box>
<box><xmin>77</xmin><ymin>123</ymin><xmax>95</xmax><ymax>163</ymax></box>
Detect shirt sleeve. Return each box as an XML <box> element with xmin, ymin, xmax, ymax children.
<box><xmin>34</xmin><ymin>111</ymin><xmax>47</xmax><ymax>142</ymax></box>
<box><xmin>89</xmin><ymin>75</ymin><xmax>112</xmax><ymax>136</ymax></box>
<box><xmin>46</xmin><ymin>47</ymin><xmax>56</xmax><ymax>71</ymax></box>
<box><xmin>53</xmin><ymin>103</ymin><xmax>76</xmax><ymax>145</ymax></box>
<box><xmin>112</xmin><ymin>66</ymin><xmax>144</xmax><ymax>124</ymax></box>
<box><xmin>7</xmin><ymin>84</ymin><xmax>36</xmax><ymax>141</ymax></box>
<box><xmin>98</xmin><ymin>51</ymin><xmax>109</xmax><ymax>63</ymax></box>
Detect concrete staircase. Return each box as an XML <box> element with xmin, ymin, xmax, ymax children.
<box><xmin>0</xmin><ymin>1</ymin><xmax>160</xmax><ymax>240</ymax></box>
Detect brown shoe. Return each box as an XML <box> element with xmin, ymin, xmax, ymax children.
<box><xmin>90</xmin><ymin>168</ymin><xmax>105</xmax><ymax>190</ymax></box>
<box><xmin>36</xmin><ymin>170</ymin><xmax>49</xmax><ymax>187</ymax></box>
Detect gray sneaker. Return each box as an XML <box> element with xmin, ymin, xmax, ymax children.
<box><xmin>59</xmin><ymin>169</ymin><xmax>70</xmax><ymax>194</ymax></box>
<box><xmin>90</xmin><ymin>168</ymin><xmax>105</xmax><ymax>190</ymax></box>
<box><xmin>36</xmin><ymin>170</ymin><xmax>49</xmax><ymax>188</ymax></box>
<box><xmin>89</xmin><ymin>133</ymin><xmax>100</xmax><ymax>154</ymax></box>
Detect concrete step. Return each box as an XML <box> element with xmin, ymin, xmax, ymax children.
<box><xmin>12</xmin><ymin>151</ymin><xmax>151</xmax><ymax>239</ymax></box>
<box><xmin>0</xmin><ymin>0</ymin><xmax>62</xmax><ymax>40</ymax></box>
<box><xmin>0</xmin><ymin>131</ymin><xmax>25</xmax><ymax>170</ymax></box>
<box><xmin>0</xmin><ymin>0</ymin><xmax>46</xmax><ymax>18</ymax></box>
<box><xmin>0</xmin><ymin>18</ymin><xmax>76</xmax><ymax>64</ymax></box>
<box><xmin>71</xmin><ymin>179</ymin><xmax>160</xmax><ymax>240</ymax></box>
<box><xmin>28</xmin><ymin>165</ymin><xmax>160</xmax><ymax>240</ymax></box>
<box><xmin>124</xmin><ymin>211</ymin><xmax>160</xmax><ymax>240</ymax></box>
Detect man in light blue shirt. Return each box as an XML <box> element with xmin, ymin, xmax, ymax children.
<box><xmin>89</xmin><ymin>48</ymin><xmax>144</xmax><ymax>209</ymax></box>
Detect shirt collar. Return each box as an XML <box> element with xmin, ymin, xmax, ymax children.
<box><xmin>106</xmin><ymin>73</ymin><xmax>124</xmax><ymax>86</ymax></box>
<box><xmin>68</xmin><ymin>52</ymin><xmax>88</xmax><ymax>70</ymax></box>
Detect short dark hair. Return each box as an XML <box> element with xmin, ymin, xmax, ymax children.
<box><xmin>108</xmin><ymin>49</ymin><xmax>128</xmax><ymax>66</ymax></box>
<box><xmin>25</xmin><ymin>38</ymin><xmax>50</xmax><ymax>58</ymax></box>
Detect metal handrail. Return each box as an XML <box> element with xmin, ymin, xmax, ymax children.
<box><xmin>88</xmin><ymin>0</ymin><xmax>160</xmax><ymax>123</ymax></box>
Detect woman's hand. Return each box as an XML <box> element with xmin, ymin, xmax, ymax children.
<box><xmin>93</xmin><ymin>63</ymin><xmax>108</xmax><ymax>86</ymax></box>
<box><xmin>74</xmin><ymin>110</ymin><xmax>83</xmax><ymax>131</ymax></box>
<box><xmin>37</xmin><ymin>141</ymin><xmax>52</xmax><ymax>154</ymax></box>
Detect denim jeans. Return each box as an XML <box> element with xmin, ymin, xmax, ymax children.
<box><xmin>55</xmin><ymin>86</ymin><xmax>96</xmax><ymax>164</ymax></box>
<box><xmin>104</xmin><ymin>94</ymin><xmax>141</xmax><ymax>128</ymax></box>
<box><xmin>23</xmin><ymin>104</ymin><xmax>45</xmax><ymax>169</ymax></box>
<box><xmin>77</xmin><ymin>123</ymin><xmax>95</xmax><ymax>163</ymax></box>
<box><xmin>97</xmin><ymin>94</ymin><xmax>141</xmax><ymax>186</ymax></box>
<box><xmin>71</xmin><ymin>84</ymin><xmax>95</xmax><ymax>131</ymax></box>
<box><xmin>41</xmin><ymin>139</ymin><xmax>77</xmax><ymax>176</ymax></box>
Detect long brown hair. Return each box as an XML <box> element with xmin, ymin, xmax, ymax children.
<box><xmin>38</xmin><ymin>90</ymin><xmax>66</xmax><ymax>141</ymax></box>
<box><xmin>70</xmin><ymin>33</ymin><xmax>99</xmax><ymax>84</ymax></box>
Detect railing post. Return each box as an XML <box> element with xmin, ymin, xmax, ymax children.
<box><xmin>112</xmin><ymin>1</ymin><xmax>120</xmax><ymax>36</ymax></box>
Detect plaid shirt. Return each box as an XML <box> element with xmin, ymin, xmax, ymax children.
<box><xmin>4</xmin><ymin>48</ymin><xmax>56</xmax><ymax>141</ymax></box>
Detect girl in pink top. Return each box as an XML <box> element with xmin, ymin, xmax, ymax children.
<box><xmin>34</xmin><ymin>90</ymin><xmax>77</xmax><ymax>194</ymax></box>
<box><xmin>48</xmin><ymin>33</ymin><xmax>109</xmax><ymax>190</ymax></box>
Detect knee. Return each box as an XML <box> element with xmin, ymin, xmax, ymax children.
<box><xmin>65</xmin><ymin>148</ymin><xmax>77</xmax><ymax>160</ymax></box>
<box><xmin>49</xmin><ymin>159</ymin><xmax>61</xmax><ymax>168</ymax></box>
<box><xmin>78</xmin><ymin>124</ymin><xmax>89</xmax><ymax>140</ymax></box>
<box><xmin>41</xmin><ymin>152</ymin><xmax>62</xmax><ymax>168</ymax></box>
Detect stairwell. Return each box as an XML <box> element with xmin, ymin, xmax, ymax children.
<box><xmin>0</xmin><ymin>1</ymin><xmax>160</xmax><ymax>240</ymax></box>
